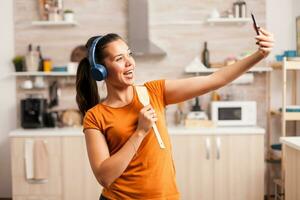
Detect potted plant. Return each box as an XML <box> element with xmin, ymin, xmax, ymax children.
<box><xmin>12</xmin><ymin>56</ymin><xmax>25</xmax><ymax>72</ymax></box>
<box><xmin>63</xmin><ymin>9</ymin><xmax>74</xmax><ymax>22</ymax></box>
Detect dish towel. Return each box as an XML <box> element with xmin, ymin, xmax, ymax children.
<box><xmin>24</xmin><ymin>139</ymin><xmax>34</xmax><ymax>180</ymax></box>
<box><xmin>24</xmin><ymin>139</ymin><xmax>49</xmax><ymax>182</ymax></box>
<box><xmin>33</xmin><ymin>139</ymin><xmax>49</xmax><ymax>180</ymax></box>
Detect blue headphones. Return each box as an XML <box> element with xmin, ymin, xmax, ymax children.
<box><xmin>88</xmin><ymin>36</ymin><xmax>108</xmax><ymax>81</ymax></box>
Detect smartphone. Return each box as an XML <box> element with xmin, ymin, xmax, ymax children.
<box><xmin>251</xmin><ymin>13</ymin><xmax>260</xmax><ymax>35</ymax></box>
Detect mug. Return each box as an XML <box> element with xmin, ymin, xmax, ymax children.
<box><xmin>34</xmin><ymin>76</ymin><xmax>45</xmax><ymax>88</ymax></box>
<box><xmin>21</xmin><ymin>80</ymin><xmax>33</xmax><ymax>89</ymax></box>
<box><xmin>67</xmin><ymin>62</ymin><xmax>78</xmax><ymax>73</ymax></box>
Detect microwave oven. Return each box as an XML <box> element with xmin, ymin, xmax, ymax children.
<box><xmin>211</xmin><ymin>101</ymin><xmax>257</xmax><ymax>126</ymax></box>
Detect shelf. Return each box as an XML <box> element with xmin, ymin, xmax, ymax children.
<box><xmin>274</xmin><ymin>178</ymin><xmax>284</xmax><ymax>187</ymax></box>
<box><xmin>185</xmin><ymin>57</ymin><xmax>272</xmax><ymax>74</ymax></box>
<box><xmin>185</xmin><ymin>66</ymin><xmax>272</xmax><ymax>73</ymax></box>
<box><xmin>271</xmin><ymin>58</ymin><xmax>300</xmax><ymax>70</ymax></box>
<box><xmin>206</xmin><ymin>17</ymin><xmax>251</xmax><ymax>25</ymax></box>
<box><xmin>151</xmin><ymin>18</ymin><xmax>251</xmax><ymax>26</ymax></box>
<box><xmin>270</xmin><ymin>108</ymin><xmax>300</xmax><ymax>118</ymax></box>
<box><xmin>31</xmin><ymin>20</ymin><xmax>78</xmax><ymax>27</ymax></box>
<box><xmin>285</xmin><ymin>60</ymin><xmax>300</xmax><ymax>70</ymax></box>
<box><xmin>265</xmin><ymin>158</ymin><xmax>281</xmax><ymax>164</ymax></box>
<box><xmin>151</xmin><ymin>20</ymin><xmax>204</xmax><ymax>26</ymax></box>
<box><xmin>11</xmin><ymin>72</ymin><xmax>76</xmax><ymax>76</ymax></box>
<box><xmin>284</xmin><ymin>112</ymin><xmax>300</xmax><ymax>121</ymax></box>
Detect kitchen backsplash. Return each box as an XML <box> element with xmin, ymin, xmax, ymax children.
<box><xmin>14</xmin><ymin>0</ymin><xmax>267</xmax><ymax>128</ymax></box>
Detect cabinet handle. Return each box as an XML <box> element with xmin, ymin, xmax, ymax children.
<box><xmin>216</xmin><ymin>137</ymin><xmax>221</xmax><ymax>160</ymax></box>
<box><xmin>205</xmin><ymin>137</ymin><xmax>211</xmax><ymax>160</ymax></box>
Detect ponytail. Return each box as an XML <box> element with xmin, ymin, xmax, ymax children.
<box><xmin>76</xmin><ymin>57</ymin><xmax>100</xmax><ymax>116</ymax></box>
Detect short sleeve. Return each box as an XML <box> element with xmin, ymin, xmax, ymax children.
<box><xmin>82</xmin><ymin>110</ymin><xmax>101</xmax><ymax>132</ymax></box>
<box><xmin>144</xmin><ymin>79</ymin><xmax>167</xmax><ymax>107</ymax></box>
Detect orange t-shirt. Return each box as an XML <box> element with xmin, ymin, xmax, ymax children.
<box><xmin>83</xmin><ymin>80</ymin><xmax>179</xmax><ymax>200</ymax></box>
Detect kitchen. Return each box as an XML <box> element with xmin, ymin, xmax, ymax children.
<box><xmin>1</xmin><ymin>0</ymin><xmax>300</xmax><ymax>200</ymax></box>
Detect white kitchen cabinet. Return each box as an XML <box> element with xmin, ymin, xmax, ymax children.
<box><xmin>284</xmin><ymin>145</ymin><xmax>300</xmax><ymax>200</ymax></box>
<box><xmin>61</xmin><ymin>136</ymin><xmax>101</xmax><ymax>200</ymax></box>
<box><xmin>170</xmin><ymin>134</ymin><xmax>264</xmax><ymax>200</ymax></box>
<box><xmin>280</xmin><ymin>137</ymin><xmax>300</xmax><ymax>200</ymax></box>
<box><xmin>10</xmin><ymin>136</ymin><xmax>101</xmax><ymax>200</ymax></box>
<box><xmin>171</xmin><ymin>135</ymin><xmax>214</xmax><ymax>200</ymax></box>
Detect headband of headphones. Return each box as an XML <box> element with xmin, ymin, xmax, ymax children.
<box><xmin>88</xmin><ymin>36</ymin><xmax>103</xmax><ymax>69</ymax></box>
<box><xmin>88</xmin><ymin>36</ymin><xmax>108</xmax><ymax>81</ymax></box>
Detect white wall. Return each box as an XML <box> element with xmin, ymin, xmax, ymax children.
<box><xmin>267</xmin><ymin>0</ymin><xmax>300</xmax><ymax>109</ymax></box>
<box><xmin>294</xmin><ymin>0</ymin><xmax>300</xmax><ymax>16</ymax></box>
<box><xmin>292</xmin><ymin>0</ymin><xmax>300</xmax><ymax>50</ymax></box>
<box><xmin>0</xmin><ymin>0</ymin><xmax>16</xmax><ymax>197</ymax></box>
<box><xmin>266</xmin><ymin>0</ymin><xmax>295</xmax><ymax>58</ymax></box>
<box><xmin>267</xmin><ymin>0</ymin><xmax>300</xmax><ymax>142</ymax></box>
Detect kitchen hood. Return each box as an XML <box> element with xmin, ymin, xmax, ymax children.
<box><xmin>128</xmin><ymin>0</ymin><xmax>166</xmax><ymax>56</ymax></box>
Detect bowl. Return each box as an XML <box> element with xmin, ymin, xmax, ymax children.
<box><xmin>275</xmin><ymin>54</ymin><xmax>284</xmax><ymax>61</ymax></box>
<box><xmin>284</xmin><ymin>50</ymin><xmax>297</xmax><ymax>57</ymax></box>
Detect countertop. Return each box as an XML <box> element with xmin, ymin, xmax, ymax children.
<box><xmin>280</xmin><ymin>137</ymin><xmax>300</xmax><ymax>151</ymax></box>
<box><xmin>167</xmin><ymin>126</ymin><xmax>265</xmax><ymax>135</ymax></box>
<box><xmin>9</xmin><ymin>126</ymin><xmax>265</xmax><ymax>137</ymax></box>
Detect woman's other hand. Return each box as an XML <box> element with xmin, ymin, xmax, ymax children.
<box><xmin>255</xmin><ymin>27</ymin><xmax>274</xmax><ymax>57</ymax></box>
<box><xmin>136</xmin><ymin>105</ymin><xmax>157</xmax><ymax>136</ymax></box>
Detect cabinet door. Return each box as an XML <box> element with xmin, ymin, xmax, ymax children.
<box><xmin>62</xmin><ymin>136</ymin><xmax>102</xmax><ymax>200</ymax></box>
<box><xmin>10</xmin><ymin>137</ymin><xmax>62</xmax><ymax>196</ymax></box>
<box><xmin>213</xmin><ymin>135</ymin><xmax>264</xmax><ymax>200</ymax></box>
<box><xmin>171</xmin><ymin>135</ymin><xmax>214</xmax><ymax>200</ymax></box>
<box><xmin>285</xmin><ymin>145</ymin><xmax>300</xmax><ymax>200</ymax></box>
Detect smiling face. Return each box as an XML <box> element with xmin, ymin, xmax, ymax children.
<box><xmin>102</xmin><ymin>39</ymin><xmax>135</xmax><ymax>88</ymax></box>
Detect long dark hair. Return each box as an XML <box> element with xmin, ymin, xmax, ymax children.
<box><xmin>76</xmin><ymin>33</ymin><xmax>122</xmax><ymax>116</ymax></box>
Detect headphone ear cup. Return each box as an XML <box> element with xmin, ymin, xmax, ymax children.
<box><xmin>91</xmin><ymin>64</ymin><xmax>108</xmax><ymax>81</ymax></box>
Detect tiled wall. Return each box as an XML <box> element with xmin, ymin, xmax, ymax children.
<box><xmin>14</xmin><ymin>0</ymin><xmax>268</xmax><ymax>128</ymax></box>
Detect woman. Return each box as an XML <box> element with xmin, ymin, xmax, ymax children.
<box><xmin>76</xmin><ymin>29</ymin><xmax>274</xmax><ymax>200</ymax></box>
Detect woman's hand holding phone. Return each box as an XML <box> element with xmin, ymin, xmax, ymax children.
<box><xmin>251</xmin><ymin>13</ymin><xmax>274</xmax><ymax>57</ymax></box>
<box><xmin>255</xmin><ymin>27</ymin><xmax>274</xmax><ymax>57</ymax></box>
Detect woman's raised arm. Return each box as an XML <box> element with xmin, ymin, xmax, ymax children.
<box><xmin>164</xmin><ymin>27</ymin><xmax>274</xmax><ymax>105</ymax></box>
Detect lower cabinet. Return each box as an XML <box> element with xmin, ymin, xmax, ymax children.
<box><xmin>11</xmin><ymin>134</ymin><xmax>264</xmax><ymax>200</ymax></box>
<box><xmin>170</xmin><ymin>134</ymin><xmax>264</xmax><ymax>200</ymax></box>
<box><xmin>10</xmin><ymin>136</ymin><xmax>102</xmax><ymax>200</ymax></box>
<box><xmin>284</xmin><ymin>145</ymin><xmax>300</xmax><ymax>200</ymax></box>
<box><xmin>61</xmin><ymin>136</ymin><xmax>101</xmax><ymax>200</ymax></box>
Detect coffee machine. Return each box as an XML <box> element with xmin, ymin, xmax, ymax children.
<box><xmin>21</xmin><ymin>97</ymin><xmax>47</xmax><ymax>128</ymax></box>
